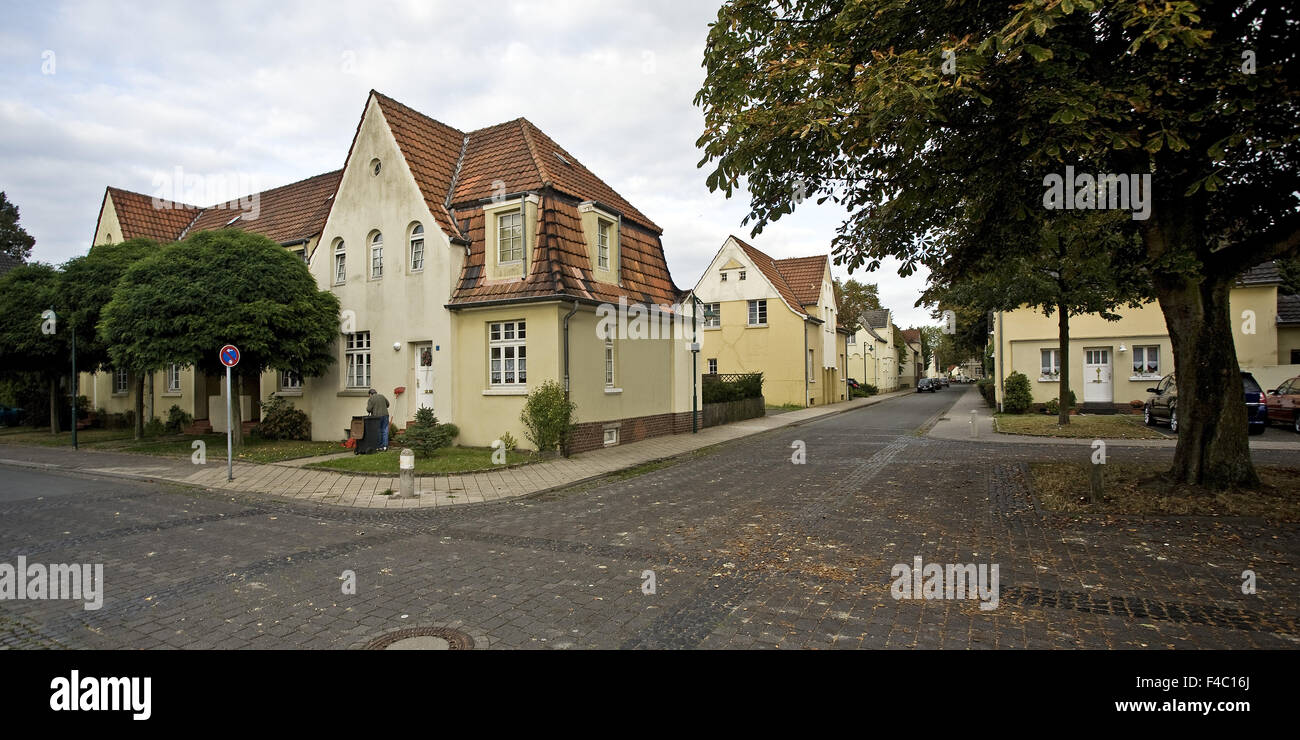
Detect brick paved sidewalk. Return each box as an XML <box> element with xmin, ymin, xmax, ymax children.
<box><xmin>0</xmin><ymin>389</ymin><xmax>911</xmax><ymax>510</ymax></box>
<box><xmin>929</xmin><ymin>386</ymin><xmax>1300</xmax><ymax>449</ymax></box>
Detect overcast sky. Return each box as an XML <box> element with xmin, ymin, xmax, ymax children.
<box><xmin>0</xmin><ymin>0</ymin><xmax>934</xmax><ymax>328</ymax></box>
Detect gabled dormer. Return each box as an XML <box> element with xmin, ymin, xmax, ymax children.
<box><xmin>578</xmin><ymin>201</ymin><xmax>620</xmax><ymax>285</ymax></box>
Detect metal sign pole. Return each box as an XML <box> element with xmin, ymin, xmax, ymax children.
<box><xmin>226</xmin><ymin>364</ymin><xmax>233</xmax><ymax>481</ymax></box>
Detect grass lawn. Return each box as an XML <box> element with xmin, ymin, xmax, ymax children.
<box><xmin>1030</xmin><ymin>462</ymin><xmax>1300</xmax><ymax>519</ymax></box>
<box><xmin>0</xmin><ymin>427</ymin><xmax>342</xmax><ymax>463</ymax></box>
<box><xmin>305</xmin><ymin>446</ymin><xmax>532</xmax><ymax>475</ymax></box>
<box><xmin>995</xmin><ymin>412</ymin><xmax>1169</xmax><ymax>439</ymax></box>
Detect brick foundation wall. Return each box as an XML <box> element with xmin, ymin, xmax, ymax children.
<box><xmin>568</xmin><ymin>410</ymin><xmax>700</xmax><ymax>455</ymax></box>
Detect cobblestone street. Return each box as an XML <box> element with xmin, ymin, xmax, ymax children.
<box><xmin>2</xmin><ymin>387</ymin><xmax>1296</xmax><ymax>649</ymax></box>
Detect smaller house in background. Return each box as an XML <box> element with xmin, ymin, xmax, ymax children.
<box><xmin>846</xmin><ymin>308</ymin><xmax>898</xmax><ymax>391</ymax></box>
<box><xmin>992</xmin><ymin>260</ymin><xmax>1300</xmax><ymax>410</ymax></box>
<box><xmin>691</xmin><ymin>235</ymin><xmax>850</xmax><ymax>407</ymax></box>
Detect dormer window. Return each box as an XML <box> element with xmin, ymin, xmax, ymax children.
<box><xmin>498</xmin><ymin>210</ymin><xmax>523</xmax><ymax>263</ymax></box>
<box><xmin>597</xmin><ymin>220</ymin><xmax>611</xmax><ymax>270</ymax></box>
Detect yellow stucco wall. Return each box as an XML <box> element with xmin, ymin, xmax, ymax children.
<box><xmin>996</xmin><ymin>285</ymin><xmax>1284</xmax><ymax>405</ymax></box>
<box><xmin>1279</xmin><ymin>327</ymin><xmax>1300</xmax><ymax>365</ymax></box>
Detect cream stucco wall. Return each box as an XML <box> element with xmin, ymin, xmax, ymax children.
<box><xmin>92</xmin><ymin>193</ymin><xmax>125</xmax><ymax>246</ymax></box>
<box><xmin>301</xmin><ymin>94</ymin><xmax>463</xmax><ymax>442</ymax></box>
<box><xmin>995</xmin><ymin>285</ymin><xmax>1285</xmax><ymax>405</ymax></box>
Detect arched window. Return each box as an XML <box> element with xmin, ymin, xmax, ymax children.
<box><xmin>410</xmin><ymin>223</ymin><xmax>425</xmax><ymax>271</ymax></box>
<box><xmin>370</xmin><ymin>232</ymin><xmax>383</xmax><ymax>279</ymax></box>
<box><xmin>333</xmin><ymin>238</ymin><xmax>346</xmax><ymax>284</ymax></box>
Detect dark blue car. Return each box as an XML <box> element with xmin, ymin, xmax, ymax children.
<box><xmin>0</xmin><ymin>404</ymin><xmax>23</xmax><ymax>427</ymax></box>
<box><xmin>1243</xmin><ymin>372</ymin><xmax>1268</xmax><ymax>435</ymax></box>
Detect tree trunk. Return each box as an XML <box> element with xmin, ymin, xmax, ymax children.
<box><xmin>133</xmin><ymin>374</ymin><xmax>145</xmax><ymax>440</ymax></box>
<box><xmin>1153</xmin><ymin>273</ymin><xmax>1258</xmax><ymax>489</ymax></box>
<box><xmin>1057</xmin><ymin>302</ymin><xmax>1070</xmax><ymax>426</ymax></box>
<box><xmin>48</xmin><ymin>376</ymin><xmax>61</xmax><ymax>434</ymax></box>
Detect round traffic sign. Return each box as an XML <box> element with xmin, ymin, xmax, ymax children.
<box><xmin>219</xmin><ymin>345</ymin><xmax>240</xmax><ymax>367</ymax></box>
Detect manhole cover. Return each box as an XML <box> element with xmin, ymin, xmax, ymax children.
<box><xmin>364</xmin><ymin>627</ymin><xmax>475</xmax><ymax>650</ymax></box>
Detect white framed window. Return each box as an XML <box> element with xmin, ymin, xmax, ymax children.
<box><xmin>1132</xmin><ymin>345</ymin><xmax>1159</xmax><ymax>376</ymax></box>
<box><xmin>370</xmin><ymin>232</ymin><xmax>383</xmax><ymax>278</ymax></box>
<box><xmin>280</xmin><ymin>370</ymin><xmax>302</xmax><ymax>391</ymax></box>
<box><xmin>345</xmin><ymin>331</ymin><xmax>371</xmax><ymax>388</ymax></box>
<box><xmin>498</xmin><ymin>210</ymin><xmax>523</xmax><ymax>263</ymax></box>
<box><xmin>720</xmin><ymin>271</ymin><xmax>728</xmax><ymax>282</ymax></box>
<box><xmin>1040</xmin><ymin>349</ymin><xmax>1061</xmax><ymax>379</ymax></box>
<box><xmin>847</xmin><ymin>334</ymin><xmax>856</xmax><ymax>345</ymax></box>
<box><xmin>748</xmin><ymin>299</ymin><xmax>767</xmax><ymax>326</ymax></box>
<box><xmin>333</xmin><ymin>239</ymin><xmax>346</xmax><ymax>284</ymax></box>
<box><xmin>291</xmin><ymin>247</ymin><xmax>306</xmax><ymax>262</ymax></box>
<box><xmin>166</xmin><ymin>364</ymin><xmax>182</xmax><ymax>392</ymax></box>
<box><xmin>597</xmin><ymin>220</ymin><xmax>610</xmax><ymax>270</ymax></box>
<box><xmin>489</xmin><ymin>320</ymin><xmax>527</xmax><ymax>386</ymax></box>
<box><xmin>739</xmin><ymin>270</ymin><xmax>746</xmax><ymax>281</ymax></box>
<box><xmin>113</xmin><ymin>368</ymin><xmax>129</xmax><ymax>394</ymax></box>
<box><xmin>707</xmin><ymin>358</ymin><xmax>717</xmax><ymax>374</ymax></box>
<box><xmin>702</xmin><ymin>302</ymin><xmax>720</xmax><ymax>328</ymax></box>
<box><xmin>604</xmin><ymin>338</ymin><xmax>615</xmax><ymax>387</ymax></box>
<box><xmin>409</xmin><ymin>223</ymin><xmax>425</xmax><ymax>271</ymax></box>
<box><xmin>603</xmin><ymin>428</ymin><xmax>619</xmax><ymax>446</ymax></box>
<box><xmin>808</xmin><ymin>349</ymin><xmax>815</xmax><ymax>381</ymax></box>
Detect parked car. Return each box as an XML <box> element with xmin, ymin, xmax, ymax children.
<box><xmin>938</xmin><ymin>377</ymin><xmax>950</xmax><ymax>388</ymax></box>
<box><xmin>0</xmin><ymin>404</ymin><xmax>22</xmax><ymax>427</ymax></box>
<box><xmin>847</xmin><ymin>378</ymin><xmax>862</xmax><ymax>390</ymax></box>
<box><xmin>916</xmin><ymin>378</ymin><xmax>937</xmax><ymax>393</ymax></box>
<box><xmin>1143</xmin><ymin>372</ymin><xmax>1268</xmax><ymax>434</ymax></box>
<box><xmin>1265</xmin><ymin>376</ymin><xmax>1300</xmax><ymax>433</ymax></box>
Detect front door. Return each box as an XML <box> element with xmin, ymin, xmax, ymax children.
<box><xmin>414</xmin><ymin>343</ymin><xmax>435</xmax><ymax>413</ymax></box>
<box><xmin>1082</xmin><ymin>348</ymin><xmax>1113</xmax><ymax>403</ymax></box>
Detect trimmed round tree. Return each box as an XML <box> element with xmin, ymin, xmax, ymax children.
<box><xmin>100</xmin><ymin>229</ymin><xmax>341</xmax><ymax>449</ymax></box>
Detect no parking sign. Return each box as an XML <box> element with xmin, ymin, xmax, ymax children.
<box><xmin>219</xmin><ymin>345</ymin><xmax>239</xmax><ymax>481</ymax></box>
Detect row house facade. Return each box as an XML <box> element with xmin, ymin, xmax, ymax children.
<box><xmin>84</xmin><ymin>91</ymin><xmax>699</xmax><ymax>453</ymax></box>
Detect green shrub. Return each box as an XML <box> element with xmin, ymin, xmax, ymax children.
<box><xmin>498</xmin><ymin>432</ymin><xmax>518</xmax><ymax>451</ymax></box>
<box><xmin>143</xmin><ymin>417</ymin><xmax>166</xmax><ymax>437</ymax></box>
<box><xmin>256</xmin><ymin>394</ymin><xmax>311</xmax><ymax>440</ymax></box>
<box><xmin>977</xmin><ymin>377</ymin><xmax>997</xmax><ymax>408</ymax></box>
<box><xmin>404</xmin><ymin>407</ymin><xmax>458</xmax><ymax>456</ymax></box>
<box><xmin>165</xmin><ymin>404</ymin><xmax>193</xmax><ymax>433</ymax></box>
<box><xmin>702</xmin><ymin>372</ymin><xmax>763</xmax><ymax>403</ymax></box>
<box><xmin>520</xmin><ymin>380</ymin><xmax>577</xmax><ymax>455</ymax></box>
<box><xmin>1002</xmin><ymin>372</ymin><xmax>1033</xmax><ymax>414</ymax></box>
<box><xmin>1045</xmin><ymin>390</ymin><xmax>1077</xmax><ymax>416</ymax></box>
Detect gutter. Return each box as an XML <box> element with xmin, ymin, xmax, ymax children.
<box><xmin>803</xmin><ymin>318</ymin><xmax>810</xmax><ymax>407</ymax></box>
<box><xmin>562</xmin><ymin>300</ymin><xmax>580</xmax><ymax>401</ymax></box>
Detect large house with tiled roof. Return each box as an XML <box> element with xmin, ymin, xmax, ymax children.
<box><xmin>690</xmin><ymin>235</ymin><xmax>850</xmax><ymax>407</ymax></box>
<box><xmin>84</xmin><ymin>90</ymin><xmax>699</xmax><ymax>452</ymax></box>
<box><xmin>991</xmin><ymin>260</ymin><xmax>1300</xmax><ymax>410</ymax></box>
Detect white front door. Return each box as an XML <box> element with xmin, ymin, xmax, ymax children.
<box><xmin>1082</xmin><ymin>348</ymin><xmax>1112</xmax><ymax>403</ymax></box>
<box><xmin>415</xmin><ymin>343</ymin><xmax>435</xmax><ymax>412</ymax></box>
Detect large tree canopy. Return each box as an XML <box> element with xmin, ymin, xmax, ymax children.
<box><xmin>100</xmin><ymin>230</ymin><xmax>341</xmax><ymax>447</ymax></box>
<box><xmin>696</xmin><ymin>0</ymin><xmax>1300</xmax><ymax>488</ymax></box>
<box><xmin>0</xmin><ymin>263</ymin><xmax>69</xmax><ymax>431</ymax></box>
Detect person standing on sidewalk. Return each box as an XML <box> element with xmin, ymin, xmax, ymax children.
<box><xmin>366</xmin><ymin>388</ymin><xmax>390</xmax><ymax>451</ymax></box>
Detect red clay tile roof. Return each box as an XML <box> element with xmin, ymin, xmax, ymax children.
<box><xmin>184</xmin><ymin>170</ymin><xmax>341</xmax><ymax>244</ymax></box>
<box><xmin>773</xmin><ymin>255</ymin><xmax>829</xmax><ymax>307</ymax></box>
<box><xmin>449</xmin><ymin>189</ymin><xmax>679</xmax><ymax>307</ymax></box>
<box><xmin>104</xmin><ymin>187</ymin><xmax>201</xmax><ymax>243</ymax></box>
<box><xmin>101</xmin><ymin>171</ymin><xmax>341</xmax><ymax>247</ymax></box>
<box><xmin>900</xmin><ymin>328</ymin><xmax>922</xmax><ymax>346</ymax></box>
<box><xmin>369</xmin><ymin>91</ymin><xmax>660</xmax><ymax>234</ymax></box>
<box><xmin>370</xmin><ymin>92</ymin><xmax>467</xmax><ymax>239</ymax></box>
<box><xmin>729</xmin><ymin>236</ymin><xmax>809</xmax><ymax>317</ymax></box>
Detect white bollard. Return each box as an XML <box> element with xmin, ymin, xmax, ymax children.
<box><xmin>398</xmin><ymin>448</ymin><xmax>415</xmax><ymax>498</ymax></box>
<box><xmin>970</xmin><ymin>409</ymin><xmax>978</xmax><ymax>438</ymax></box>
